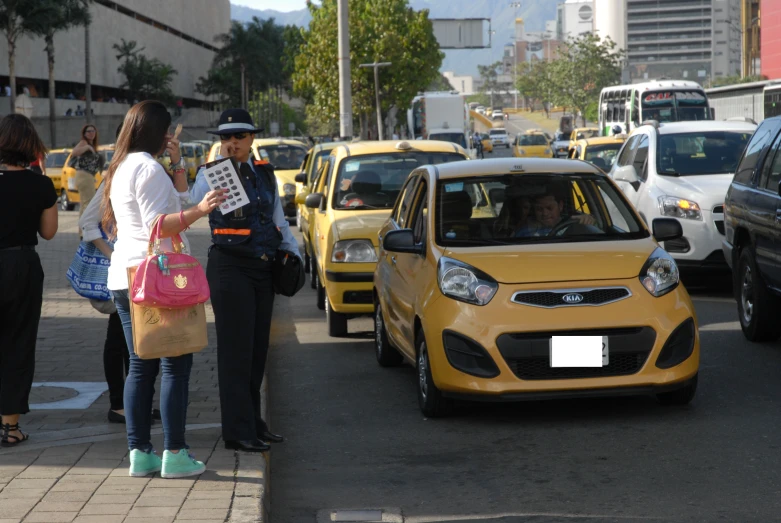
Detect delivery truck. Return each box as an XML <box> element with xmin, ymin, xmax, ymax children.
<box><xmin>407</xmin><ymin>91</ymin><xmax>470</xmax><ymax>149</ymax></box>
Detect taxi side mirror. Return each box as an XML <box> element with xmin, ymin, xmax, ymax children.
<box><xmin>383</xmin><ymin>229</ymin><xmax>423</xmax><ymax>255</ymax></box>
<box><xmin>305</xmin><ymin>193</ymin><xmax>324</xmax><ymax>209</ymax></box>
<box><xmin>652</xmin><ymin>218</ymin><xmax>683</xmax><ymax>242</ymax></box>
<box><xmin>294</xmin><ymin>173</ymin><xmax>306</xmax><ymax>183</ymax></box>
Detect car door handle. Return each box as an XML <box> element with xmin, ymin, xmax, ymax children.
<box><xmin>391</xmin><ymin>256</ymin><xmax>397</xmax><ymax>266</ymax></box>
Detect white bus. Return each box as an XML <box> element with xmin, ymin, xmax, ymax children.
<box><xmin>598</xmin><ymin>80</ymin><xmax>712</xmax><ymax>136</ymax></box>
<box><xmin>704</xmin><ymin>80</ymin><xmax>781</xmax><ymax>123</ymax></box>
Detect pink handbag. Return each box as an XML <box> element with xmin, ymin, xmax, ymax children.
<box><xmin>131</xmin><ymin>215</ymin><xmax>210</xmax><ymax>308</ymax></box>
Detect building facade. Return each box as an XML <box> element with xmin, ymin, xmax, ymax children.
<box><xmin>443</xmin><ymin>71</ymin><xmax>475</xmax><ymax>95</ymax></box>
<box><xmin>557</xmin><ymin>0</ymin><xmax>596</xmax><ymax>42</ymax></box>
<box><xmin>761</xmin><ymin>0</ymin><xmax>781</xmax><ymax>79</ymax></box>
<box><xmin>0</xmin><ymin>0</ymin><xmax>230</xmax><ymax>110</ymax></box>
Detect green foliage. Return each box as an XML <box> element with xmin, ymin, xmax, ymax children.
<box><xmin>113</xmin><ymin>39</ymin><xmax>178</xmax><ymax>104</ymax></box>
<box><xmin>197</xmin><ymin>17</ymin><xmax>299</xmax><ymax>107</ymax></box>
<box><xmin>708</xmin><ymin>74</ymin><xmax>768</xmax><ymax>88</ymax></box>
<box><xmin>516</xmin><ymin>60</ymin><xmax>554</xmax><ymax>111</ymax></box>
<box><xmin>24</xmin><ymin>0</ymin><xmax>90</xmax><ymax>40</ymax></box>
<box><xmin>293</xmin><ymin>0</ymin><xmax>444</xmax><ymax>133</ymax></box>
<box><xmin>249</xmin><ymin>90</ymin><xmax>308</xmax><ymax>137</ymax></box>
<box><xmin>477</xmin><ymin>61</ymin><xmax>502</xmax><ymax>100</ymax></box>
<box><xmin>428</xmin><ymin>74</ymin><xmax>454</xmax><ymax>92</ymax></box>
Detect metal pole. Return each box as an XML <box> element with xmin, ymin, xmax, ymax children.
<box><xmin>359</xmin><ymin>61</ymin><xmax>392</xmax><ymax>141</ymax></box>
<box><xmin>337</xmin><ymin>0</ymin><xmax>353</xmax><ymax>140</ymax></box>
<box><xmin>85</xmin><ymin>21</ymin><xmax>92</xmax><ymax>123</ymax></box>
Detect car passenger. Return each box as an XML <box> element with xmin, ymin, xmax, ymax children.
<box><xmin>494</xmin><ymin>189</ymin><xmax>535</xmax><ymax>237</ymax></box>
<box><xmin>516</xmin><ymin>185</ymin><xmax>597</xmax><ymax>236</ymax></box>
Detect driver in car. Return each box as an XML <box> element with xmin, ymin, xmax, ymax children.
<box><xmin>516</xmin><ymin>186</ymin><xmax>596</xmax><ymax>236</ymax></box>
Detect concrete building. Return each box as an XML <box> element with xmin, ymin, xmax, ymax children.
<box><xmin>0</xmin><ymin>0</ymin><xmax>230</xmax><ymax>145</ymax></box>
<box><xmin>557</xmin><ymin>0</ymin><xmax>595</xmax><ymax>42</ymax></box>
<box><xmin>761</xmin><ymin>0</ymin><xmax>780</xmax><ymax>79</ymax></box>
<box><xmin>514</xmin><ymin>18</ymin><xmax>561</xmax><ymax>65</ymax></box>
<box><xmin>616</xmin><ymin>0</ymin><xmax>742</xmax><ymax>84</ymax></box>
<box><xmin>442</xmin><ymin>71</ymin><xmax>475</xmax><ymax>95</ymax></box>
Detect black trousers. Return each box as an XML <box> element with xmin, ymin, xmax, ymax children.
<box><xmin>0</xmin><ymin>250</ymin><xmax>44</xmax><ymax>416</ymax></box>
<box><xmin>207</xmin><ymin>247</ymin><xmax>275</xmax><ymax>441</ymax></box>
<box><xmin>104</xmin><ymin>312</ymin><xmax>129</xmax><ymax>410</ymax></box>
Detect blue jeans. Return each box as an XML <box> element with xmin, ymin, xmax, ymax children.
<box><xmin>112</xmin><ymin>290</ymin><xmax>193</xmax><ymax>452</ymax></box>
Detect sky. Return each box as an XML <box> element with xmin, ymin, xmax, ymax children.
<box><xmin>231</xmin><ymin>0</ymin><xmax>309</xmax><ymax>11</ymax></box>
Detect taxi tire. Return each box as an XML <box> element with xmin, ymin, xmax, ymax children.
<box><xmin>416</xmin><ymin>330</ymin><xmax>452</xmax><ymax>418</ymax></box>
<box><xmin>325</xmin><ymin>296</ymin><xmax>348</xmax><ymax>337</ymax></box>
<box><xmin>656</xmin><ymin>373</ymin><xmax>697</xmax><ymax>406</ymax></box>
<box><xmin>736</xmin><ymin>247</ymin><xmax>781</xmax><ymax>342</ymax></box>
<box><xmin>375</xmin><ymin>303</ymin><xmax>402</xmax><ymax>367</ymax></box>
<box><xmin>315</xmin><ymin>270</ymin><xmax>325</xmax><ymax>310</ymax></box>
<box><xmin>61</xmin><ymin>190</ymin><xmax>75</xmax><ymax>211</ymax></box>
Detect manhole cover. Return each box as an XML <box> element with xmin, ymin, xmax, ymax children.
<box><xmin>29</xmin><ymin>386</ymin><xmax>79</xmax><ymax>404</ymax></box>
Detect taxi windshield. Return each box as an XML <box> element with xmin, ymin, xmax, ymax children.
<box><xmin>183</xmin><ymin>146</ymin><xmax>194</xmax><ymax>157</ymax></box>
<box><xmin>257</xmin><ymin>144</ymin><xmax>307</xmax><ymax>170</ymax></box>
<box><xmin>584</xmin><ymin>143</ymin><xmax>623</xmax><ymax>168</ymax></box>
<box><xmin>435</xmin><ymin>173</ymin><xmax>647</xmax><ymax>246</ymax></box>
<box><xmin>46</xmin><ymin>152</ymin><xmax>69</xmax><ymax>168</ymax></box>
<box><xmin>334</xmin><ymin>151</ymin><xmax>465</xmax><ymax>210</ymax></box>
<box><xmin>518</xmin><ymin>134</ymin><xmax>548</xmax><ymax>146</ymax></box>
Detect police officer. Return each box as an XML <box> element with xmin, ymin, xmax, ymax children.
<box><xmin>191</xmin><ymin>109</ymin><xmax>299</xmax><ymax>453</ymax></box>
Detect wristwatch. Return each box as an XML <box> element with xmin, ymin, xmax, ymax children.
<box><xmin>170</xmin><ymin>158</ymin><xmax>185</xmax><ymax>171</ymax></box>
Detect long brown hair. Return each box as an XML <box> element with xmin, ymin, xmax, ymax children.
<box><xmin>101</xmin><ymin>101</ymin><xmax>172</xmax><ymax>237</ymax></box>
<box><xmin>0</xmin><ymin>114</ymin><xmax>47</xmax><ymax>167</ymax></box>
<box><xmin>80</xmin><ymin>123</ymin><xmax>99</xmax><ymax>149</ymax></box>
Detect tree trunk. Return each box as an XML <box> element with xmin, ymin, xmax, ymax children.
<box><xmin>46</xmin><ymin>33</ymin><xmax>57</xmax><ymax>148</ymax></box>
<box><xmin>359</xmin><ymin>112</ymin><xmax>369</xmax><ymax>140</ymax></box>
<box><xmin>85</xmin><ymin>22</ymin><xmax>92</xmax><ymax>123</ymax></box>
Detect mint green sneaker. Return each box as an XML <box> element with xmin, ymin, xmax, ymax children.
<box><xmin>128</xmin><ymin>449</ymin><xmax>162</xmax><ymax>477</ymax></box>
<box><xmin>161</xmin><ymin>449</ymin><xmax>206</xmax><ymax>479</ymax></box>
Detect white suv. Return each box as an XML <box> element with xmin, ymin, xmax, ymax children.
<box><xmin>608</xmin><ymin>120</ymin><xmax>756</xmax><ymax>270</ymax></box>
<box><xmin>489</xmin><ymin>128</ymin><xmax>510</xmax><ymax>148</ymax></box>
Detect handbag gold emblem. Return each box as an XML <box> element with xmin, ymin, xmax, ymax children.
<box><xmin>174</xmin><ymin>274</ymin><xmax>188</xmax><ymax>289</ymax></box>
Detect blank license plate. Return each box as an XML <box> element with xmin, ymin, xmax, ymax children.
<box><xmin>550</xmin><ymin>336</ymin><xmax>609</xmax><ymax>368</ymax></box>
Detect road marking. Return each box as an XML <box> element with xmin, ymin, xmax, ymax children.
<box><xmin>29</xmin><ymin>381</ymin><xmax>108</xmax><ymax>410</ymax></box>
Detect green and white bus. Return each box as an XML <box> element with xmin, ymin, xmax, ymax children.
<box><xmin>598</xmin><ymin>81</ymin><xmax>712</xmax><ymax>136</ymax></box>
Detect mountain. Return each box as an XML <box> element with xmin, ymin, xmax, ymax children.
<box><xmin>230</xmin><ymin>1</ymin><xmax>563</xmax><ymax>77</ymax></box>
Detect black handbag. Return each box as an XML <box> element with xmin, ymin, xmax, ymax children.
<box><xmin>273</xmin><ymin>249</ymin><xmax>305</xmax><ymax>297</ymax></box>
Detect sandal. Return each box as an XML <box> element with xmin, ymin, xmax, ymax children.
<box><xmin>1</xmin><ymin>423</ymin><xmax>29</xmax><ymax>447</ymax></box>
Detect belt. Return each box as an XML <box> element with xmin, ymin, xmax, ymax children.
<box><xmin>0</xmin><ymin>245</ymin><xmax>35</xmax><ymax>251</ymax></box>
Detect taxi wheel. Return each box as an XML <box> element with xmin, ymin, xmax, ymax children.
<box><xmin>416</xmin><ymin>330</ymin><xmax>452</xmax><ymax>418</ymax></box>
<box><xmin>315</xmin><ymin>270</ymin><xmax>325</xmax><ymax>310</ymax></box>
<box><xmin>375</xmin><ymin>303</ymin><xmax>402</xmax><ymax>367</ymax></box>
<box><xmin>60</xmin><ymin>190</ymin><xmax>75</xmax><ymax>211</ymax></box>
<box><xmin>325</xmin><ymin>296</ymin><xmax>348</xmax><ymax>337</ymax></box>
<box><xmin>304</xmin><ymin>252</ymin><xmax>311</xmax><ymax>274</ymax></box>
<box><xmin>656</xmin><ymin>374</ymin><xmax>698</xmax><ymax>406</ymax></box>
<box><xmin>737</xmin><ymin>247</ymin><xmax>781</xmax><ymax>342</ymax></box>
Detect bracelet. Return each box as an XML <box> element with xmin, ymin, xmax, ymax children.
<box><xmin>179</xmin><ymin>210</ymin><xmax>190</xmax><ymax>231</ymax></box>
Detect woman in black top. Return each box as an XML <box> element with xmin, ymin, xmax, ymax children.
<box><xmin>71</xmin><ymin>124</ymin><xmax>102</xmax><ymax>218</ymax></box>
<box><xmin>0</xmin><ymin>114</ymin><xmax>58</xmax><ymax>447</ymax></box>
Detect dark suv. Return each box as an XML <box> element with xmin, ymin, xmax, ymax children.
<box><xmin>723</xmin><ymin>116</ymin><xmax>781</xmax><ymax>341</ymax></box>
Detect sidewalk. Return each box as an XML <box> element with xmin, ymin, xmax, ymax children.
<box><xmin>0</xmin><ymin>212</ymin><xmax>268</xmax><ymax>523</ymax></box>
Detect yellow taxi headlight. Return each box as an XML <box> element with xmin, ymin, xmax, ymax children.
<box><xmin>640</xmin><ymin>248</ymin><xmax>679</xmax><ymax>297</ymax></box>
<box><xmin>332</xmin><ymin>239</ymin><xmax>377</xmax><ymax>263</ymax></box>
<box><xmin>437</xmin><ymin>257</ymin><xmax>497</xmax><ymax>306</ymax></box>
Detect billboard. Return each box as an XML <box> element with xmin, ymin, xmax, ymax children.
<box><xmin>431</xmin><ymin>19</ymin><xmax>490</xmax><ymax>49</ymax></box>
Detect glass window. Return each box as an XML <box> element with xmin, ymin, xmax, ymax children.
<box><xmin>657</xmin><ymin>131</ymin><xmax>753</xmax><ymax>176</ymax></box>
<box><xmin>616</xmin><ymin>135</ymin><xmax>639</xmax><ymax>167</ymax></box>
<box><xmin>45</xmin><ymin>152</ymin><xmax>69</xmax><ymax>168</ymax></box>
<box><xmin>761</xmin><ymin>146</ymin><xmax>781</xmax><ymax>193</ymax></box>
<box><xmin>632</xmin><ymin>135</ymin><xmax>649</xmax><ymax>180</ymax></box>
<box><xmin>429</xmin><ymin>132</ymin><xmax>466</xmax><ymax>148</ymax></box>
<box><xmin>332</xmin><ymin>151</ymin><xmax>465</xmax><ymax>210</ymax></box>
<box><xmin>256</xmin><ymin>144</ymin><xmax>307</xmax><ymax>170</ymax></box>
<box><xmin>393</xmin><ymin>175</ymin><xmax>419</xmax><ymax>227</ymax></box>
<box><xmin>734</xmin><ymin>122</ymin><xmax>779</xmax><ymax>185</ymax></box>
<box><xmin>410</xmin><ymin>181</ymin><xmax>428</xmax><ymax>244</ymax></box>
<box><xmin>518</xmin><ymin>134</ymin><xmax>548</xmax><ymax>146</ymax></box>
<box><xmin>584</xmin><ymin>143</ymin><xmax>623</xmax><ymax>171</ymax></box>
<box><xmin>618</xmin><ymin>90</ymin><xmax>627</xmax><ymax>122</ymax></box>
<box><xmin>434</xmin><ymin>173</ymin><xmax>647</xmax><ymax>246</ymax></box>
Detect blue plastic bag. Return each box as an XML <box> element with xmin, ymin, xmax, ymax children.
<box><xmin>66</xmin><ymin>238</ymin><xmax>112</xmax><ymax>301</ymax></box>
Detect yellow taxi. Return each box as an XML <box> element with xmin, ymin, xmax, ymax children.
<box><xmin>44</xmin><ymin>148</ymin><xmax>71</xmax><ymax>192</ymax></box>
<box><xmin>180</xmin><ymin>142</ymin><xmax>201</xmax><ymax>181</ymax></box>
<box><xmin>480</xmin><ymin>133</ymin><xmax>493</xmax><ymax>154</ymax></box>
<box><xmin>252</xmin><ymin>138</ymin><xmax>308</xmax><ymax>218</ymax></box>
<box><xmin>206</xmin><ymin>142</ymin><xmax>221</xmax><ymax>163</ymax></box>
<box><xmin>512</xmin><ymin>130</ymin><xmax>553</xmax><ymax>158</ymax></box>
<box><xmin>568</xmin><ymin>127</ymin><xmax>600</xmax><ymax>150</ymax></box>
<box><xmin>568</xmin><ymin>135</ymin><xmax>626</xmax><ymax>173</ymax></box>
<box><xmin>373</xmin><ymin>158</ymin><xmax>699</xmax><ymax>417</ymax></box>
<box><xmin>293</xmin><ymin>142</ymin><xmax>346</xmax><ymax>275</ymax></box>
<box><xmin>305</xmin><ymin>140</ymin><xmax>469</xmax><ymax>336</ymax></box>
<box><xmin>60</xmin><ymin>145</ymin><xmax>112</xmax><ymax>211</ymax></box>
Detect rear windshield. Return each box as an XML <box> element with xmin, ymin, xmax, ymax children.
<box><xmin>435</xmin><ymin>173</ymin><xmax>647</xmax><ymax>247</ymax></box>
<box><xmin>45</xmin><ymin>152</ymin><xmax>69</xmax><ymax>168</ymax></box>
<box><xmin>657</xmin><ymin>131</ymin><xmax>753</xmax><ymax>176</ymax></box>
<box><xmin>518</xmin><ymin>135</ymin><xmax>548</xmax><ymax>146</ymax></box>
<box><xmin>489</xmin><ymin>129</ymin><xmax>507</xmax><ymax>136</ymax></box>
<box><xmin>256</xmin><ymin>144</ymin><xmax>307</xmax><ymax>170</ymax></box>
<box><xmin>584</xmin><ymin>143</ymin><xmax>623</xmax><ymax>169</ymax></box>
<box><xmin>333</xmin><ymin>151</ymin><xmax>465</xmax><ymax>210</ymax></box>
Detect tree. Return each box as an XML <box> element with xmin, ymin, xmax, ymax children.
<box><xmin>477</xmin><ymin>61</ymin><xmax>502</xmax><ymax>108</ymax></box>
<box><xmin>113</xmin><ymin>39</ymin><xmax>178</xmax><ymax>104</ymax></box>
<box><xmin>0</xmin><ymin>0</ymin><xmax>46</xmax><ymax>112</ymax></box>
<box><xmin>516</xmin><ymin>60</ymin><xmax>555</xmax><ymax>114</ymax></box>
<box><xmin>293</xmin><ymin>0</ymin><xmax>443</xmax><ymax>139</ymax></box>
<box><xmin>26</xmin><ymin>0</ymin><xmax>91</xmax><ymax>147</ymax></box>
<box><xmin>548</xmin><ymin>34</ymin><xmax>625</xmax><ymax>127</ymax></box>
<box><xmin>428</xmin><ymin>74</ymin><xmax>454</xmax><ymax>92</ymax></box>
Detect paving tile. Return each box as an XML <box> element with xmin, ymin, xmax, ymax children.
<box><xmin>41</xmin><ymin>490</ymin><xmax>94</xmax><ymax>503</ymax></box>
<box><xmin>86</xmin><ymin>494</ymin><xmax>139</xmax><ymax>504</ymax></box>
<box><xmin>72</xmin><ymin>516</ymin><xmax>126</xmax><ymax>523</ymax></box>
<box><xmin>139</xmin><ymin>487</ymin><xmax>191</xmax><ymax>498</ymax></box>
<box><xmin>27</xmin><ymin>501</ymin><xmax>86</xmax><ymax>512</ymax></box>
<box><xmin>4</xmin><ymin>479</ymin><xmax>57</xmax><ymax>490</ymax></box>
<box><xmin>78</xmin><ymin>503</ymin><xmax>133</xmax><ymax>515</ymax></box>
<box><xmin>147</xmin><ymin>478</ymin><xmax>196</xmax><ymax>489</ymax></box>
<box><xmin>127</xmin><ymin>506</ymin><xmax>180</xmax><ymax>518</ymax></box>
<box><xmin>181</xmin><ymin>497</ymin><xmax>231</xmax><ymax>510</ymax></box>
<box><xmin>183</xmin><ymin>491</ymin><xmax>232</xmax><ymax>500</ymax></box>
<box><xmin>0</xmin><ymin>519</ymin><xmax>22</xmax><ymax>523</ymax></box>
<box><xmin>0</xmin><ymin>498</ymin><xmax>37</xmax><ymax>518</ymax></box>
<box><xmin>175</xmin><ymin>509</ymin><xmax>230</xmax><ymax>520</ymax></box>
<box><xmin>0</xmin><ymin>489</ymin><xmax>48</xmax><ymax>500</ymax></box>
<box><xmin>23</xmin><ymin>512</ymin><xmax>77</xmax><ymax>522</ymax></box>
<box><xmin>15</xmin><ymin>467</ymin><xmax>70</xmax><ymax>479</ymax></box>
<box><xmin>124</xmin><ymin>518</ymin><xmax>174</xmax><ymax>523</ymax></box>
<box><xmin>133</xmin><ymin>496</ymin><xmax>186</xmax><ymax>507</ymax></box>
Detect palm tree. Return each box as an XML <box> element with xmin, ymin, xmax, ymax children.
<box><xmin>27</xmin><ymin>0</ymin><xmax>91</xmax><ymax>147</ymax></box>
<box><xmin>0</xmin><ymin>0</ymin><xmax>41</xmax><ymax>113</ymax></box>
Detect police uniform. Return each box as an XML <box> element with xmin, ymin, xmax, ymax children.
<box><xmin>191</xmin><ymin>109</ymin><xmax>299</xmax><ymax>452</ymax></box>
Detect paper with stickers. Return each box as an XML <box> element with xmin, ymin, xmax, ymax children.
<box><xmin>200</xmin><ymin>157</ymin><xmax>250</xmax><ymax>214</ymax></box>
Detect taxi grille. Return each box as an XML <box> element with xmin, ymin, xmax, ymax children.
<box><xmin>496</xmin><ymin>327</ymin><xmax>655</xmax><ymax>380</ymax></box>
<box><xmin>511</xmin><ymin>287</ymin><xmax>630</xmax><ymax>308</ymax></box>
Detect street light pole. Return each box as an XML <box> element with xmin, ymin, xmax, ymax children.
<box><xmin>359</xmin><ymin>61</ymin><xmax>392</xmax><ymax>140</ymax></box>
<box><xmin>337</xmin><ymin>0</ymin><xmax>353</xmax><ymax>140</ymax></box>
<box><xmin>510</xmin><ymin>2</ymin><xmax>521</xmax><ymax>111</ymax></box>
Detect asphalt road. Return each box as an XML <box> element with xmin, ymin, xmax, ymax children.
<box><xmin>268</xmin><ymin>123</ymin><xmax>781</xmax><ymax>523</ymax></box>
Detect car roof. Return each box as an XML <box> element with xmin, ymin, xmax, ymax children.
<box><xmin>252</xmin><ymin>138</ymin><xmax>308</xmax><ymax>148</ymax></box>
<box><xmin>580</xmin><ymin>136</ymin><xmax>626</xmax><ymax>146</ymax></box>
<box><xmin>644</xmin><ymin>121</ymin><xmax>757</xmax><ymax>134</ymax></box>
<box><xmin>312</xmin><ymin>141</ymin><xmax>347</xmax><ymax>152</ymax></box>
<box><xmin>429</xmin><ymin>158</ymin><xmax>603</xmax><ymax>180</ymax></box>
<box><xmin>330</xmin><ymin>140</ymin><xmax>467</xmax><ymax>160</ymax></box>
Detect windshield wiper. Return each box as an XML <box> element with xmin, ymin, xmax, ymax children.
<box><xmin>658</xmin><ymin>170</ymin><xmax>681</xmax><ymax>177</ymax></box>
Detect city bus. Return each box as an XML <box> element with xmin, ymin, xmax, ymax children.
<box><xmin>705</xmin><ymin>80</ymin><xmax>781</xmax><ymax>123</ymax></box>
<box><xmin>598</xmin><ymin>80</ymin><xmax>712</xmax><ymax>136</ymax></box>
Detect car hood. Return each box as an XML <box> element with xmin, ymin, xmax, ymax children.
<box><xmin>654</xmin><ymin>173</ymin><xmax>733</xmax><ymax>208</ymax></box>
<box><xmin>332</xmin><ymin>210</ymin><xmax>392</xmax><ymax>245</ymax></box>
<box><xmin>443</xmin><ymin>239</ymin><xmax>656</xmax><ymax>284</ymax></box>
<box><xmin>275</xmin><ymin>169</ymin><xmax>299</xmax><ymax>186</ymax></box>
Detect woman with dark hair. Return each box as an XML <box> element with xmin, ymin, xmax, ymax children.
<box><xmin>0</xmin><ymin>114</ymin><xmax>58</xmax><ymax>447</ymax></box>
<box><xmin>72</xmin><ymin>123</ymin><xmax>102</xmax><ymax>218</ymax></box>
<box><xmin>102</xmin><ymin>100</ymin><xmax>225</xmax><ymax>478</ymax></box>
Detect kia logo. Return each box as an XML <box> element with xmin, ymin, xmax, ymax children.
<box><xmin>562</xmin><ymin>293</ymin><xmax>584</xmax><ymax>304</ymax></box>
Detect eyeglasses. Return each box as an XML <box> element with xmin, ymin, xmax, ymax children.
<box><xmin>220</xmin><ymin>133</ymin><xmax>249</xmax><ymax>141</ymax></box>
<box><xmin>85</xmin><ymin>129</ymin><xmax>96</xmax><ymax>133</ymax></box>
